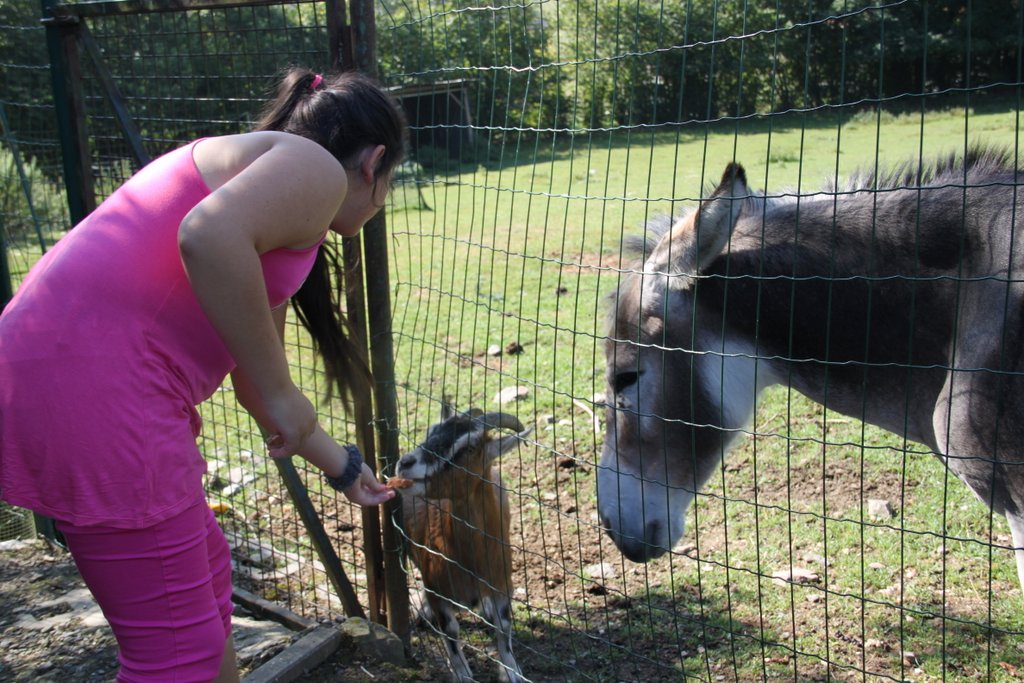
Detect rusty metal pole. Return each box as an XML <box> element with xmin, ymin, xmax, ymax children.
<box><xmin>347</xmin><ymin>0</ymin><xmax>410</xmax><ymax>643</ymax></box>
<box><xmin>326</xmin><ymin>0</ymin><xmax>389</xmax><ymax>626</ymax></box>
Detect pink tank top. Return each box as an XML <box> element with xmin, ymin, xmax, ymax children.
<box><xmin>0</xmin><ymin>139</ymin><xmax>324</xmax><ymax>527</ymax></box>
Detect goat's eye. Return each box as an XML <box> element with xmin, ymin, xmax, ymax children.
<box><xmin>612</xmin><ymin>371</ymin><xmax>640</xmax><ymax>394</ymax></box>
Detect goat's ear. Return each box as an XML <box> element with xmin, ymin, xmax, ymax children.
<box><xmin>441</xmin><ymin>396</ymin><xmax>455</xmax><ymax>421</ymax></box>
<box><xmin>641</xmin><ymin>162</ymin><xmax>747</xmax><ymax>303</ymax></box>
<box><xmin>483</xmin><ymin>428</ymin><xmax>532</xmax><ymax>463</ymax></box>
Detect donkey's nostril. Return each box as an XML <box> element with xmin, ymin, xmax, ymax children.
<box><xmin>606</xmin><ymin>518</ymin><xmax>670</xmax><ymax>563</ymax></box>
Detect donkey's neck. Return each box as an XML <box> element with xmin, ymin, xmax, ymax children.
<box><xmin>697</xmin><ymin>198</ymin><xmax>957</xmax><ymax>447</ymax></box>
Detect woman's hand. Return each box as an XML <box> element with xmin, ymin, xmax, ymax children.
<box><xmin>343</xmin><ymin>464</ymin><xmax>395</xmax><ymax>506</ymax></box>
<box><xmin>261</xmin><ymin>388</ymin><xmax>318</xmax><ymax>459</ymax></box>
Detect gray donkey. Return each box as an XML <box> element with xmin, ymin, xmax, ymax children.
<box><xmin>599</xmin><ymin>147</ymin><xmax>1024</xmax><ymax>592</ymax></box>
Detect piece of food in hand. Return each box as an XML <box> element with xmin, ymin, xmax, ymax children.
<box><xmin>385</xmin><ymin>476</ymin><xmax>414</xmax><ymax>489</ymax></box>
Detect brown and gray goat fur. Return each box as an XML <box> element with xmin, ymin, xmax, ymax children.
<box><xmin>395</xmin><ymin>406</ymin><xmax>529</xmax><ymax>683</ymax></box>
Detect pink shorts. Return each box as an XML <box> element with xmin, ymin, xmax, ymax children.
<box><xmin>57</xmin><ymin>495</ymin><xmax>234</xmax><ymax>682</ymax></box>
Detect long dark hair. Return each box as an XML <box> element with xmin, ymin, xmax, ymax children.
<box><xmin>253</xmin><ymin>67</ymin><xmax>408</xmax><ymax>409</ymax></box>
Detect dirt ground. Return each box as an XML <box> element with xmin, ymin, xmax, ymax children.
<box><xmin>5</xmin><ymin>422</ymin><xmax>1019</xmax><ymax>683</ymax></box>
<box><xmin>0</xmin><ymin>538</ymin><xmax>425</xmax><ymax>682</ymax></box>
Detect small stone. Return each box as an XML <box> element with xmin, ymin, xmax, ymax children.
<box><xmin>771</xmin><ymin>567</ymin><xmax>820</xmax><ymax>585</ymax></box>
<box><xmin>494</xmin><ymin>385</ymin><xmax>529</xmax><ymax>404</ymax></box>
<box><xmin>868</xmin><ymin>499</ymin><xmax>895</xmax><ymax>520</ymax></box>
<box><xmin>339</xmin><ymin>617</ymin><xmax>405</xmax><ymax>666</ymax></box>
<box><xmin>585</xmin><ymin>563</ymin><xmax>616</xmax><ymax>580</ymax></box>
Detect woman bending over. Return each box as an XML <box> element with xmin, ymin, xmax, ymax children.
<box><xmin>0</xmin><ymin>67</ymin><xmax>408</xmax><ymax>682</ymax></box>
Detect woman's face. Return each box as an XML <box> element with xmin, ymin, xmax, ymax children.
<box><xmin>330</xmin><ymin>180</ymin><xmax>388</xmax><ymax>236</ymax></box>
<box><xmin>330</xmin><ymin>145</ymin><xmax>389</xmax><ymax>237</ymax></box>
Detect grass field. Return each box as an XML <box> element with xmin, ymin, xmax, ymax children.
<box><xmin>380</xmin><ymin>100</ymin><xmax>1024</xmax><ymax>681</ymax></box>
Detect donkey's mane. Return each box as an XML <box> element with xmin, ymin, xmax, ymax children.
<box><xmin>828</xmin><ymin>145</ymin><xmax>1016</xmax><ymax>193</ymax></box>
<box><xmin>620</xmin><ymin>145</ymin><xmax>1018</xmax><ymax>273</ymax></box>
<box><xmin>621</xmin><ymin>213</ymin><xmax>674</xmax><ymax>265</ymax></box>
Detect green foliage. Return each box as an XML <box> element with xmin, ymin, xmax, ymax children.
<box><xmin>378</xmin><ymin>0</ymin><xmax>1022</xmax><ymax>133</ymax></box>
<box><xmin>379</xmin><ymin>0</ymin><xmax>569</xmax><ymax>138</ymax></box>
<box><xmin>0</xmin><ymin>3</ymin><xmax>51</xmax><ymax>125</ymax></box>
<box><xmin>0</xmin><ymin>145</ymin><xmax>68</xmax><ymax>242</ymax></box>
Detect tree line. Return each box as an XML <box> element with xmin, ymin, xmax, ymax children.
<box><xmin>378</xmin><ymin>0</ymin><xmax>1019</xmax><ymax>134</ymax></box>
<box><xmin>0</xmin><ymin>0</ymin><xmax>1018</xmax><ymax>176</ymax></box>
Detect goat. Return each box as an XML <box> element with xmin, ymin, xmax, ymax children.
<box><xmin>394</xmin><ymin>406</ymin><xmax>529</xmax><ymax>683</ymax></box>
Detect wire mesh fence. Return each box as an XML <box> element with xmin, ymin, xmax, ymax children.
<box><xmin>0</xmin><ymin>502</ymin><xmax>33</xmax><ymax>542</ymax></box>
<box><xmin>382</xmin><ymin>1</ymin><xmax>1024</xmax><ymax>681</ymax></box>
<box><xmin>2</xmin><ymin>0</ymin><xmax>1023</xmax><ymax>681</ymax></box>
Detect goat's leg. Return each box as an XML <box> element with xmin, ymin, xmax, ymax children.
<box><xmin>483</xmin><ymin>595</ymin><xmax>524</xmax><ymax>683</ymax></box>
<box><xmin>425</xmin><ymin>595</ymin><xmax>475</xmax><ymax>683</ymax></box>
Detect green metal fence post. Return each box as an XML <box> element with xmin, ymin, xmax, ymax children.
<box><xmin>0</xmin><ymin>228</ymin><xmax>10</xmax><ymax>314</ymax></box>
<box><xmin>41</xmin><ymin>0</ymin><xmax>94</xmax><ymax>225</ymax></box>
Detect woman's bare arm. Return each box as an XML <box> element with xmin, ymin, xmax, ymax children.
<box><xmin>181</xmin><ymin>133</ymin><xmax>346</xmax><ymax>455</ymax></box>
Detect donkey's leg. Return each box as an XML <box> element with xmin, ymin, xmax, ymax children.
<box><xmin>424</xmin><ymin>594</ymin><xmax>474</xmax><ymax>683</ymax></box>
<box><xmin>933</xmin><ymin>369</ymin><xmax>1024</xmax><ymax>595</ymax></box>
<box><xmin>482</xmin><ymin>595</ymin><xmax>524</xmax><ymax>683</ymax></box>
<box><xmin>1004</xmin><ymin>511</ymin><xmax>1024</xmax><ymax>595</ymax></box>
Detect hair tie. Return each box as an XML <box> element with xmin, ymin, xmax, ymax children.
<box><xmin>310</xmin><ymin>73</ymin><xmax>323</xmax><ymax>91</ymax></box>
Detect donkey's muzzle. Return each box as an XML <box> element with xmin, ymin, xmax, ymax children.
<box><xmin>600</xmin><ymin>512</ymin><xmax>670</xmax><ymax>562</ymax></box>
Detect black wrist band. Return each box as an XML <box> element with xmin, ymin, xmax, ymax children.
<box><xmin>325</xmin><ymin>444</ymin><xmax>363</xmax><ymax>491</ymax></box>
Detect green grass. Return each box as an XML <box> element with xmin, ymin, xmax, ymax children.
<box><xmin>384</xmin><ymin>100</ymin><xmax>1024</xmax><ymax>681</ymax></box>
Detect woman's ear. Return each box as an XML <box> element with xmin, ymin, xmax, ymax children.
<box><xmin>361</xmin><ymin>144</ymin><xmax>387</xmax><ymax>183</ymax></box>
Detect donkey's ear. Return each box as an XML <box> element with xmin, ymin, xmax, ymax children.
<box><xmin>690</xmin><ymin>162</ymin><xmax>747</xmax><ymax>272</ymax></box>
<box><xmin>641</xmin><ymin>163</ymin><xmax>748</xmax><ymax>304</ymax></box>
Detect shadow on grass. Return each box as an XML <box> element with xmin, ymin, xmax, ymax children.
<box><xmin>408</xmin><ymin>571</ymin><xmax>1024</xmax><ymax>682</ymax></box>
<box><xmin>404</xmin><ymin>582</ymin><xmax>756</xmax><ymax>682</ymax></box>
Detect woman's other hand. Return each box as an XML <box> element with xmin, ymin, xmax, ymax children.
<box><xmin>261</xmin><ymin>388</ymin><xmax>317</xmax><ymax>459</ymax></box>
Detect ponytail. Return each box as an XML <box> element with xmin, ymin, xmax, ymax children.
<box><xmin>290</xmin><ymin>241</ymin><xmax>369</xmax><ymax>410</ymax></box>
<box><xmin>254</xmin><ymin>66</ymin><xmax>407</xmax><ymax>409</ymax></box>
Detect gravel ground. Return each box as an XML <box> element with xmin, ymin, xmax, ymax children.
<box><xmin>0</xmin><ymin>539</ymin><xmax>122</xmax><ymax>682</ymax></box>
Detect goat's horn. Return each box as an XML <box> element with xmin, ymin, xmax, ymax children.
<box><xmin>477</xmin><ymin>412</ymin><xmax>525</xmax><ymax>433</ymax></box>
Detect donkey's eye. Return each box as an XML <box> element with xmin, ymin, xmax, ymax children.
<box><xmin>612</xmin><ymin>371</ymin><xmax>640</xmax><ymax>394</ymax></box>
